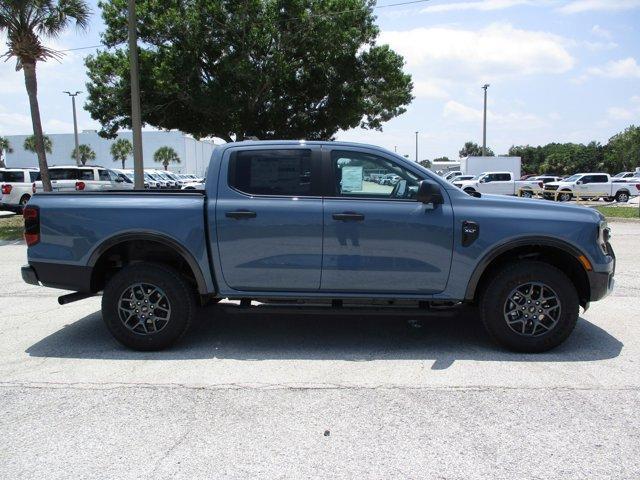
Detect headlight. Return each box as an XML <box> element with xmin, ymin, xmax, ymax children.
<box><xmin>598</xmin><ymin>220</ymin><xmax>610</xmax><ymax>254</ymax></box>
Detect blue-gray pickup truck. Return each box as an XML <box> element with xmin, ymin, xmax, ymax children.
<box><xmin>21</xmin><ymin>141</ymin><xmax>615</xmax><ymax>352</ymax></box>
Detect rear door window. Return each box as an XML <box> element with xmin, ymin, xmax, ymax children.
<box><xmin>0</xmin><ymin>171</ymin><xmax>25</xmax><ymax>182</ymax></box>
<box><xmin>49</xmin><ymin>169</ymin><xmax>79</xmax><ymax>180</ymax></box>
<box><xmin>98</xmin><ymin>169</ymin><xmax>111</xmax><ymax>181</ymax></box>
<box><xmin>496</xmin><ymin>173</ymin><xmax>511</xmax><ymax>181</ymax></box>
<box><xmin>228</xmin><ymin>149</ymin><xmax>313</xmax><ymax>196</ymax></box>
<box><xmin>79</xmin><ymin>169</ymin><xmax>95</xmax><ymax>181</ymax></box>
<box><xmin>593</xmin><ymin>175</ymin><xmax>608</xmax><ymax>183</ymax></box>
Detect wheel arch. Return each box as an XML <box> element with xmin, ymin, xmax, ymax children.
<box><xmin>465</xmin><ymin>237</ymin><xmax>591</xmax><ymax>307</ymax></box>
<box><xmin>87</xmin><ymin>232</ymin><xmax>211</xmax><ymax>295</ymax></box>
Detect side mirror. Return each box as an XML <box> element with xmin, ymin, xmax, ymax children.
<box><xmin>417</xmin><ymin>180</ymin><xmax>443</xmax><ymax>205</ymax></box>
<box><xmin>115</xmin><ymin>178</ymin><xmax>123</xmax><ymax>183</ymax></box>
<box><xmin>576</xmin><ymin>180</ymin><xmax>583</xmax><ymax>185</ymax></box>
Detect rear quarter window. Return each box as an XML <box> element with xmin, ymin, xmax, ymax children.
<box><xmin>0</xmin><ymin>171</ymin><xmax>25</xmax><ymax>182</ymax></box>
<box><xmin>49</xmin><ymin>169</ymin><xmax>79</xmax><ymax>180</ymax></box>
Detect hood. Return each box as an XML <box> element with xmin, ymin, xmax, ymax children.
<box><xmin>473</xmin><ymin>193</ymin><xmax>602</xmax><ymax>223</ymax></box>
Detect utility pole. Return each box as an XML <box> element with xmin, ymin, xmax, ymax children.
<box><xmin>482</xmin><ymin>84</ymin><xmax>490</xmax><ymax>156</ymax></box>
<box><xmin>128</xmin><ymin>0</ymin><xmax>144</xmax><ymax>189</ymax></box>
<box><xmin>64</xmin><ymin>91</ymin><xmax>81</xmax><ymax>165</ymax></box>
<box><xmin>415</xmin><ymin>131</ymin><xmax>419</xmax><ymax>162</ymax></box>
<box><xmin>394</xmin><ymin>145</ymin><xmax>397</xmax><ymax>153</ymax></box>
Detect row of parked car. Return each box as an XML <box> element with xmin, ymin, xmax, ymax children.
<box><xmin>446</xmin><ymin>170</ymin><xmax>640</xmax><ymax>203</ymax></box>
<box><xmin>0</xmin><ymin>165</ymin><xmax>204</xmax><ymax>212</ymax></box>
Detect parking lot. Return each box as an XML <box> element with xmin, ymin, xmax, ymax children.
<box><xmin>0</xmin><ymin>220</ymin><xmax>638</xmax><ymax>479</ymax></box>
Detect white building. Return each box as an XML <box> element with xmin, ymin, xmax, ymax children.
<box><xmin>3</xmin><ymin>130</ymin><xmax>220</xmax><ymax>177</ymax></box>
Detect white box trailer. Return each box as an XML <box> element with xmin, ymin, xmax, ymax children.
<box><xmin>460</xmin><ymin>156</ymin><xmax>521</xmax><ymax>179</ymax></box>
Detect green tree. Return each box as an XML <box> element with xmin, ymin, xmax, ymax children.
<box><xmin>604</xmin><ymin>125</ymin><xmax>640</xmax><ymax>174</ymax></box>
<box><xmin>0</xmin><ymin>136</ymin><xmax>13</xmax><ymax>168</ymax></box>
<box><xmin>153</xmin><ymin>146</ymin><xmax>181</xmax><ymax>171</ymax></box>
<box><xmin>24</xmin><ymin>135</ymin><xmax>52</xmax><ymax>154</ymax></box>
<box><xmin>72</xmin><ymin>144</ymin><xmax>96</xmax><ymax>165</ymax></box>
<box><xmin>459</xmin><ymin>141</ymin><xmax>494</xmax><ymax>158</ymax></box>
<box><xmin>1</xmin><ymin>1</ymin><xmax>90</xmax><ymax>191</ymax></box>
<box><xmin>85</xmin><ymin>0</ymin><xmax>413</xmax><ymax>141</ymax></box>
<box><xmin>418</xmin><ymin>159</ymin><xmax>432</xmax><ymax>169</ymax></box>
<box><xmin>432</xmin><ymin>156</ymin><xmax>450</xmax><ymax>162</ymax></box>
<box><xmin>110</xmin><ymin>138</ymin><xmax>133</xmax><ymax>169</ymax></box>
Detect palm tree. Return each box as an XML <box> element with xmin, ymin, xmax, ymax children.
<box><xmin>153</xmin><ymin>146</ymin><xmax>181</xmax><ymax>171</ymax></box>
<box><xmin>111</xmin><ymin>138</ymin><xmax>133</xmax><ymax>169</ymax></box>
<box><xmin>24</xmin><ymin>134</ymin><xmax>52</xmax><ymax>154</ymax></box>
<box><xmin>0</xmin><ymin>136</ymin><xmax>13</xmax><ymax>168</ymax></box>
<box><xmin>1</xmin><ymin>1</ymin><xmax>91</xmax><ymax>191</ymax></box>
<box><xmin>72</xmin><ymin>144</ymin><xmax>96</xmax><ymax>165</ymax></box>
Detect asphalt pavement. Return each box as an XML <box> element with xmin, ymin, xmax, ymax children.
<box><xmin>0</xmin><ymin>221</ymin><xmax>639</xmax><ymax>479</ymax></box>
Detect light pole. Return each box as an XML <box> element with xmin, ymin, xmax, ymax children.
<box><xmin>63</xmin><ymin>91</ymin><xmax>81</xmax><ymax>165</ymax></box>
<box><xmin>415</xmin><ymin>131</ymin><xmax>419</xmax><ymax>162</ymax></box>
<box><xmin>128</xmin><ymin>0</ymin><xmax>145</xmax><ymax>189</ymax></box>
<box><xmin>482</xmin><ymin>84</ymin><xmax>490</xmax><ymax>156</ymax></box>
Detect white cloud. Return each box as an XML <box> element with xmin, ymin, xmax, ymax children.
<box><xmin>443</xmin><ymin>100</ymin><xmax>548</xmax><ymax>128</ymax></box>
<box><xmin>587</xmin><ymin>57</ymin><xmax>640</xmax><ymax>79</ymax></box>
<box><xmin>606</xmin><ymin>95</ymin><xmax>640</xmax><ymax>120</ymax></box>
<box><xmin>413</xmin><ymin>80</ymin><xmax>449</xmax><ymax>99</ymax></box>
<box><xmin>379</xmin><ymin>23</ymin><xmax>574</xmax><ymax>80</ymax></box>
<box><xmin>559</xmin><ymin>0</ymin><xmax>640</xmax><ymax>14</ymax></box>
<box><xmin>591</xmin><ymin>25</ymin><xmax>612</xmax><ymax>39</ymax></box>
<box><xmin>421</xmin><ymin>0</ymin><xmax>534</xmax><ymax>13</ymax></box>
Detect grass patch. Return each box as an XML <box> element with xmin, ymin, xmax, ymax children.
<box><xmin>595</xmin><ymin>206</ymin><xmax>640</xmax><ymax>219</ymax></box>
<box><xmin>0</xmin><ymin>214</ymin><xmax>24</xmax><ymax>241</ymax></box>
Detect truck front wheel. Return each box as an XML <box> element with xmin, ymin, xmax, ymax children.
<box><xmin>102</xmin><ymin>263</ymin><xmax>196</xmax><ymax>351</ymax></box>
<box><xmin>479</xmin><ymin>261</ymin><xmax>579</xmax><ymax>352</ymax></box>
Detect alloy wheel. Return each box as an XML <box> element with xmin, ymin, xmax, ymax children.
<box><xmin>503</xmin><ymin>282</ymin><xmax>561</xmax><ymax>337</ymax></box>
<box><xmin>118</xmin><ymin>282</ymin><xmax>171</xmax><ymax>335</ymax></box>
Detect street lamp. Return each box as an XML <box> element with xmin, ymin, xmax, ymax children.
<box><xmin>415</xmin><ymin>131</ymin><xmax>419</xmax><ymax>162</ymax></box>
<box><xmin>482</xmin><ymin>84</ymin><xmax>490</xmax><ymax>156</ymax></box>
<box><xmin>63</xmin><ymin>91</ymin><xmax>81</xmax><ymax>165</ymax></box>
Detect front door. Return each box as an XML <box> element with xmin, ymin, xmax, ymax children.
<box><xmin>321</xmin><ymin>148</ymin><xmax>454</xmax><ymax>294</ymax></box>
<box><xmin>216</xmin><ymin>146</ymin><xmax>324</xmax><ymax>291</ymax></box>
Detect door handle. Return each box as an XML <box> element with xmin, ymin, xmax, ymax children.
<box><xmin>332</xmin><ymin>212</ymin><xmax>365</xmax><ymax>221</ymax></box>
<box><xmin>225</xmin><ymin>210</ymin><xmax>257</xmax><ymax>219</ymax></box>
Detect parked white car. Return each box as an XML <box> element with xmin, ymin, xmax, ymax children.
<box><xmin>1</xmin><ymin>167</ymin><xmax>39</xmax><ymax>212</ymax></box>
<box><xmin>181</xmin><ymin>179</ymin><xmax>206</xmax><ymax>190</ymax></box>
<box><xmin>33</xmin><ymin>165</ymin><xmax>131</xmax><ymax>192</ymax></box>
<box><xmin>452</xmin><ymin>171</ymin><xmax>550</xmax><ymax>197</ymax></box>
<box><xmin>543</xmin><ymin>173</ymin><xmax>640</xmax><ymax>202</ymax></box>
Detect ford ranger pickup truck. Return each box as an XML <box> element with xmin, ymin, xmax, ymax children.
<box><xmin>21</xmin><ymin>141</ymin><xmax>615</xmax><ymax>352</ymax></box>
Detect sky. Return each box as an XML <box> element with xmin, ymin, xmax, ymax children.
<box><xmin>1</xmin><ymin>0</ymin><xmax>639</xmax><ymax>160</ymax></box>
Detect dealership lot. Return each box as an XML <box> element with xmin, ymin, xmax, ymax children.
<box><xmin>0</xmin><ymin>221</ymin><xmax>639</xmax><ymax>478</ymax></box>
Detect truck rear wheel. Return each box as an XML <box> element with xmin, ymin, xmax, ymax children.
<box><xmin>479</xmin><ymin>261</ymin><xmax>579</xmax><ymax>352</ymax></box>
<box><xmin>102</xmin><ymin>263</ymin><xmax>196</xmax><ymax>351</ymax></box>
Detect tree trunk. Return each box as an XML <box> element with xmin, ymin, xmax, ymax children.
<box><xmin>22</xmin><ymin>61</ymin><xmax>52</xmax><ymax>192</ymax></box>
<box><xmin>122</xmin><ymin>159</ymin><xmax>125</xmax><ymax>169</ymax></box>
<box><xmin>164</xmin><ymin>164</ymin><xmax>167</xmax><ymax>170</ymax></box>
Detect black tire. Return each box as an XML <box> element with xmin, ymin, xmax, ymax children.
<box><xmin>615</xmin><ymin>191</ymin><xmax>630</xmax><ymax>203</ymax></box>
<box><xmin>102</xmin><ymin>263</ymin><xmax>196</xmax><ymax>351</ymax></box>
<box><xmin>19</xmin><ymin>194</ymin><xmax>30</xmax><ymax>206</ymax></box>
<box><xmin>557</xmin><ymin>191</ymin><xmax>572</xmax><ymax>202</ymax></box>
<box><xmin>520</xmin><ymin>190</ymin><xmax>533</xmax><ymax>198</ymax></box>
<box><xmin>479</xmin><ymin>261</ymin><xmax>579</xmax><ymax>353</ymax></box>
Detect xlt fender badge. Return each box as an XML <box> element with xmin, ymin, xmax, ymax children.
<box><xmin>462</xmin><ymin>221</ymin><xmax>479</xmax><ymax>247</ymax></box>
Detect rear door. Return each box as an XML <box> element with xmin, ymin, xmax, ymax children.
<box><xmin>215</xmin><ymin>146</ymin><xmax>324</xmax><ymax>291</ymax></box>
<box><xmin>320</xmin><ymin>148</ymin><xmax>454</xmax><ymax>294</ymax></box>
<box><xmin>49</xmin><ymin>168</ymin><xmax>79</xmax><ymax>191</ymax></box>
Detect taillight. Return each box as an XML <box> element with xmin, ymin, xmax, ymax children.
<box><xmin>23</xmin><ymin>206</ymin><xmax>40</xmax><ymax>246</ymax></box>
<box><xmin>1</xmin><ymin>184</ymin><xmax>11</xmax><ymax>195</ymax></box>
<box><xmin>32</xmin><ymin>182</ymin><xmax>36</xmax><ymax>194</ymax></box>
<box><xmin>75</xmin><ymin>181</ymin><xmax>86</xmax><ymax>191</ymax></box>
<box><xmin>636</xmin><ymin>184</ymin><xmax>640</xmax><ymax>190</ymax></box>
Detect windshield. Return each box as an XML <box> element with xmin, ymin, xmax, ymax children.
<box><xmin>563</xmin><ymin>175</ymin><xmax>581</xmax><ymax>182</ymax></box>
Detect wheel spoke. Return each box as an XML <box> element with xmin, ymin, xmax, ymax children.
<box><xmin>118</xmin><ymin>282</ymin><xmax>171</xmax><ymax>336</ymax></box>
<box><xmin>503</xmin><ymin>282</ymin><xmax>561</xmax><ymax>337</ymax></box>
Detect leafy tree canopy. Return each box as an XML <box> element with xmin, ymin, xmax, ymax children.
<box><xmin>72</xmin><ymin>144</ymin><xmax>96</xmax><ymax>165</ymax></box>
<box><xmin>110</xmin><ymin>138</ymin><xmax>133</xmax><ymax>168</ymax></box>
<box><xmin>85</xmin><ymin>0</ymin><xmax>413</xmax><ymax>141</ymax></box>
<box><xmin>24</xmin><ymin>135</ymin><xmax>52</xmax><ymax>154</ymax></box>
<box><xmin>153</xmin><ymin>146</ymin><xmax>181</xmax><ymax>170</ymax></box>
<box><xmin>432</xmin><ymin>156</ymin><xmax>450</xmax><ymax>162</ymax></box>
<box><xmin>459</xmin><ymin>141</ymin><xmax>494</xmax><ymax>158</ymax></box>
